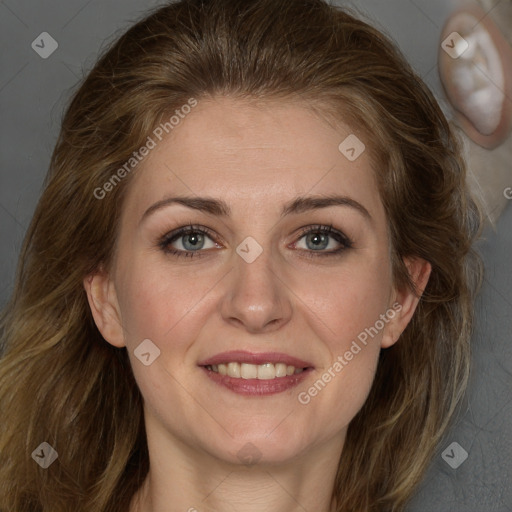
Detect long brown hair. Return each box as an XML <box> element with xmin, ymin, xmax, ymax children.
<box><xmin>0</xmin><ymin>1</ymin><xmax>483</xmax><ymax>510</ymax></box>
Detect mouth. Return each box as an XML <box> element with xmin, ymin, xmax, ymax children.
<box><xmin>198</xmin><ymin>351</ymin><xmax>314</xmax><ymax>396</ymax></box>
<box><xmin>203</xmin><ymin>361</ymin><xmax>307</xmax><ymax>379</ymax></box>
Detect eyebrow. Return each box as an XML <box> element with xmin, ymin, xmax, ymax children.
<box><xmin>140</xmin><ymin>193</ymin><xmax>372</xmax><ymax>225</ymax></box>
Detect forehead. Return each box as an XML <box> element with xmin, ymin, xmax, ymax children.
<box><xmin>122</xmin><ymin>96</ymin><xmax>384</xmax><ymax>224</ymax></box>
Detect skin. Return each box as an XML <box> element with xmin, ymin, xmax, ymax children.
<box><xmin>439</xmin><ymin>2</ymin><xmax>512</xmax><ymax>225</ymax></box>
<box><xmin>84</xmin><ymin>96</ymin><xmax>431</xmax><ymax>512</ymax></box>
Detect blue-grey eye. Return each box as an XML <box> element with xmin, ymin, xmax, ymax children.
<box><xmin>304</xmin><ymin>232</ymin><xmax>330</xmax><ymax>250</ymax></box>
<box><xmin>171</xmin><ymin>231</ymin><xmax>215</xmax><ymax>252</ymax></box>
<box><xmin>295</xmin><ymin>226</ymin><xmax>349</xmax><ymax>253</ymax></box>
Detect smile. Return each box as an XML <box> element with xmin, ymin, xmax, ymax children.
<box><xmin>204</xmin><ymin>362</ymin><xmax>305</xmax><ymax>379</ymax></box>
<box><xmin>198</xmin><ymin>350</ymin><xmax>314</xmax><ymax>395</ymax></box>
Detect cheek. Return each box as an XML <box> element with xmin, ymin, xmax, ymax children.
<box><xmin>115</xmin><ymin>257</ymin><xmax>219</xmax><ymax>349</ymax></box>
<box><xmin>300</xmin><ymin>257</ymin><xmax>392</xmax><ymax>351</ymax></box>
<box><xmin>115</xmin><ymin>262</ymin><xmax>213</xmax><ymax>405</ymax></box>
<box><xmin>293</xmin><ymin>260</ymin><xmax>391</xmax><ymax>422</ymax></box>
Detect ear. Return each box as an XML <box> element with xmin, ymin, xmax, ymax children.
<box><xmin>381</xmin><ymin>256</ymin><xmax>432</xmax><ymax>349</ymax></box>
<box><xmin>438</xmin><ymin>4</ymin><xmax>512</xmax><ymax>149</ymax></box>
<box><xmin>83</xmin><ymin>270</ymin><xmax>126</xmax><ymax>348</ymax></box>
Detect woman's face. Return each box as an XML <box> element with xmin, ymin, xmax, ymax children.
<box><xmin>85</xmin><ymin>96</ymin><xmax>427</xmax><ymax>466</ymax></box>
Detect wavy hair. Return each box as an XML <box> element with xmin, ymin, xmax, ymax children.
<box><xmin>0</xmin><ymin>0</ymin><xmax>483</xmax><ymax>510</ymax></box>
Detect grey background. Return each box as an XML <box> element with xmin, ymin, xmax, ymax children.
<box><xmin>1</xmin><ymin>0</ymin><xmax>511</xmax><ymax>510</ymax></box>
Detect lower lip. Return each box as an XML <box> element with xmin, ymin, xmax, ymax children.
<box><xmin>200</xmin><ymin>366</ymin><xmax>313</xmax><ymax>396</ymax></box>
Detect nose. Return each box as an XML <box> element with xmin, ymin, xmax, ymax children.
<box><xmin>219</xmin><ymin>241</ymin><xmax>293</xmax><ymax>334</ymax></box>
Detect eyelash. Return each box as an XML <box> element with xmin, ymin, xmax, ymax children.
<box><xmin>157</xmin><ymin>223</ymin><xmax>353</xmax><ymax>259</ymax></box>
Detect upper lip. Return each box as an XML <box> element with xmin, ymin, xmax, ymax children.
<box><xmin>198</xmin><ymin>350</ymin><xmax>314</xmax><ymax>368</ymax></box>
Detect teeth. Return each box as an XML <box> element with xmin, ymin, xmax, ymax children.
<box><xmin>257</xmin><ymin>363</ymin><xmax>275</xmax><ymax>379</ymax></box>
<box><xmin>241</xmin><ymin>363</ymin><xmax>258</xmax><ymax>379</ymax></box>
<box><xmin>206</xmin><ymin>362</ymin><xmax>305</xmax><ymax>379</ymax></box>
<box><xmin>227</xmin><ymin>362</ymin><xmax>240</xmax><ymax>378</ymax></box>
<box><xmin>275</xmin><ymin>363</ymin><xmax>287</xmax><ymax>377</ymax></box>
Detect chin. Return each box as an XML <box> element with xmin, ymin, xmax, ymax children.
<box><xmin>206</xmin><ymin>428</ymin><xmax>309</xmax><ymax>467</ymax></box>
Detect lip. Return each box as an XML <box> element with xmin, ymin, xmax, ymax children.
<box><xmin>197</xmin><ymin>350</ymin><xmax>314</xmax><ymax>369</ymax></box>
<box><xmin>200</xmin><ymin>366</ymin><xmax>314</xmax><ymax>396</ymax></box>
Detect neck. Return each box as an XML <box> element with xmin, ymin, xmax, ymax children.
<box><xmin>129</xmin><ymin>429</ymin><xmax>344</xmax><ymax>512</ymax></box>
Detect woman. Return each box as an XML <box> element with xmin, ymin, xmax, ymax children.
<box><xmin>0</xmin><ymin>0</ymin><xmax>483</xmax><ymax>511</ymax></box>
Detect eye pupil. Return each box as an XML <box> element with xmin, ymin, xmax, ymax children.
<box><xmin>183</xmin><ymin>233</ymin><xmax>204</xmax><ymax>250</ymax></box>
<box><xmin>307</xmin><ymin>233</ymin><xmax>328</xmax><ymax>250</ymax></box>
